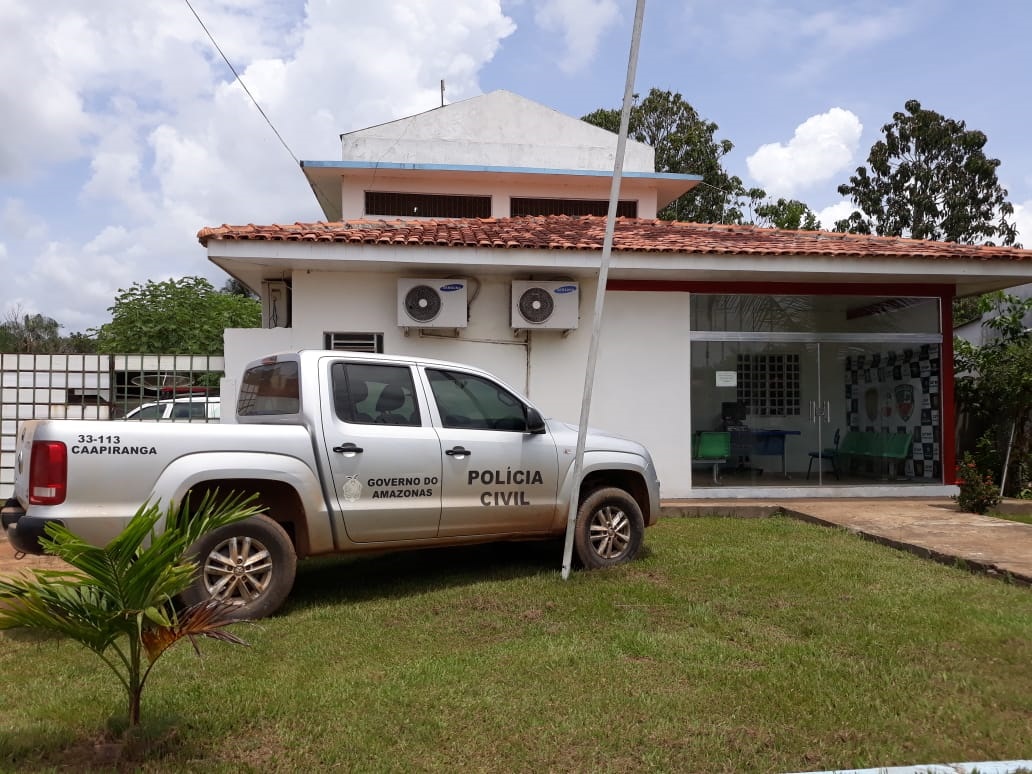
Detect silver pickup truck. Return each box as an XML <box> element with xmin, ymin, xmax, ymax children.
<box><xmin>2</xmin><ymin>350</ymin><xmax>660</xmax><ymax>618</ymax></box>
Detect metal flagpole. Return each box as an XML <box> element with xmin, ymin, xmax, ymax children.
<box><xmin>560</xmin><ymin>0</ymin><xmax>647</xmax><ymax>580</ymax></box>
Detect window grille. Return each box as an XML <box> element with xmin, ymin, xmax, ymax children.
<box><xmin>736</xmin><ymin>353</ymin><xmax>801</xmax><ymax>417</ymax></box>
<box><xmin>510</xmin><ymin>197</ymin><xmax>637</xmax><ymax>217</ymax></box>
<box><xmin>365</xmin><ymin>192</ymin><xmax>491</xmax><ymax>218</ymax></box>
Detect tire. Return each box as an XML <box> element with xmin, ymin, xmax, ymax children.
<box><xmin>180</xmin><ymin>514</ymin><xmax>297</xmax><ymax>620</ymax></box>
<box><xmin>573</xmin><ymin>487</ymin><xmax>645</xmax><ymax>569</ymax></box>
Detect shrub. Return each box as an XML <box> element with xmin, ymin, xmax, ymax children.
<box><xmin>954</xmin><ymin>453</ymin><xmax>1001</xmax><ymax>514</ymax></box>
<box><xmin>0</xmin><ymin>492</ymin><xmax>262</xmax><ymax>728</ymax></box>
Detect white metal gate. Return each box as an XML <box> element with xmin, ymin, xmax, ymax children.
<box><xmin>1</xmin><ymin>353</ymin><xmax>224</xmax><ymax>499</ymax></box>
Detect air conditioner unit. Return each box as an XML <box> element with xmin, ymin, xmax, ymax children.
<box><xmin>511</xmin><ymin>281</ymin><xmax>579</xmax><ymax>329</ymax></box>
<box><xmin>397</xmin><ymin>278</ymin><xmax>468</xmax><ymax>328</ymax></box>
<box><xmin>261</xmin><ymin>280</ymin><xmax>291</xmax><ymax>328</ymax></box>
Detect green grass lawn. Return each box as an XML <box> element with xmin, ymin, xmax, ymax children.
<box><xmin>991</xmin><ymin>509</ymin><xmax>1032</xmax><ymax>526</ymax></box>
<box><xmin>2</xmin><ymin>515</ymin><xmax>1031</xmax><ymax>773</ymax></box>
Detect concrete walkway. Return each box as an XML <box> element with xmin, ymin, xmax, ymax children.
<box><xmin>662</xmin><ymin>498</ymin><xmax>1032</xmax><ymax>585</ymax></box>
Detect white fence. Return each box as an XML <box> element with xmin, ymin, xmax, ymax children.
<box><xmin>1</xmin><ymin>353</ymin><xmax>224</xmax><ymax>499</ymax></box>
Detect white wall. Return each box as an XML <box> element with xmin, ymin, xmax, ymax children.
<box><xmin>226</xmin><ymin>271</ymin><xmax>538</xmax><ymax>400</ymax></box>
<box><xmin>593</xmin><ymin>292</ymin><xmax>693</xmax><ymax>496</ymax></box>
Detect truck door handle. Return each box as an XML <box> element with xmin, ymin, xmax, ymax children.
<box><xmin>445</xmin><ymin>446</ymin><xmax>471</xmax><ymax>457</ymax></box>
<box><xmin>332</xmin><ymin>442</ymin><xmax>364</xmax><ymax>454</ymax></box>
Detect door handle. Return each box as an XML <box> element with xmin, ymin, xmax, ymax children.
<box><xmin>446</xmin><ymin>446</ymin><xmax>471</xmax><ymax>457</ymax></box>
<box><xmin>333</xmin><ymin>442</ymin><xmax>364</xmax><ymax>454</ymax></box>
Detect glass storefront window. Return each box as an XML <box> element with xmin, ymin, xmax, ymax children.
<box><xmin>688</xmin><ymin>293</ymin><xmax>944</xmax><ymax>488</ymax></box>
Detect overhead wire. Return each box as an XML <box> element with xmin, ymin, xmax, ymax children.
<box><xmin>183</xmin><ymin>0</ymin><xmax>340</xmax><ymax>221</ymax></box>
<box><xmin>183</xmin><ymin>0</ymin><xmax>298</xmax><ymax>165</ymax></box>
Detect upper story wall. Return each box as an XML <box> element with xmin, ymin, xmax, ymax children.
<box><xmin>338</xmin><ymin>170</ymin><xmax>662</xmax><ymax>220</ymax></box>
<box><xmin>340</xmin><ymin>90</ymin><xmax>655</xmax><ymax>173</ymax></box>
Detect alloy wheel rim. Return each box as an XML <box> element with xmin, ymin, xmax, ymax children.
<box><xmin>202</xmin><ymin>536</ymin><xmax>274</xmax><ymax>603</ymax></box>
<box><xmin>588</xmin><ymin>504</ymin><xmax>631</xmax><ymax>559</ymax></box>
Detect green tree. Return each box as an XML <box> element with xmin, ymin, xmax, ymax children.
<box><xmin>221</xmin><ymin>277</ymin><xmax>258</xmax><ymax>299</ymax></box>
<box><xmin>583</xmin><ymin>88</ymin><xmax>760</xmax><ymax>224</ymax></box>
<box><xmin>0</xmin><ymin>307</ymin><xmax>97</xmax><ymax>353</ymax></box>
<box><xmin>954</xmin><ymin>292</ymin><xmax>1032</xmax><ymax>494</ymax></box>
<box><xmin>0</xmin><ymin>492</ymin><xmax>262</xmax><ymax>727</ymax></box>
<box><xmin>92</xmin><ymin>276</ymin><xmax>261</xmax><ymax>354</ymax></box>
<box><xmin>0</xmin><ymin>310</ymin><xmax>62</xmax><ymax>353</ymax></box>
<box><xmin>752</xmin><ymin>198</ymin><xmax>821</xmax><ymax>231</ymax></box>
<box><xmin>835</xmin><ymin>99</ymin><xmax>1019</xmax><ymax>246</ymax></box>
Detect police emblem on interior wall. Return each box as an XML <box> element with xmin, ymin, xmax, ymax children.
<box><xmin>864</xmin><ymin>387</ymin><xmax>878</xmax><ymax>422</ymax></box>
<box><xmin>895</xmin><ymin>383</ymin><xmax>915</xmax><ymax>422</ymax></box>
<box><xmin>342</xmin><ymin>475</ymin><xmax>362</xmax><ymax>503</ymax></box>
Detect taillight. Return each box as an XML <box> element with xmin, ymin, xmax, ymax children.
<box><xmin>29</xmin><ymin>441</ymin><xmax>67</xmax><ymax>505</ymax></box>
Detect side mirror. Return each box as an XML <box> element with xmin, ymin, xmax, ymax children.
<box><xmin>525</xmin><ymin>407</ymin><xmax>547</xmax><ymax>434</ymax></box>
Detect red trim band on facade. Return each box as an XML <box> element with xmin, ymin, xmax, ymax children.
<box><xmin>606</xmin><ymin>279</ymin><xmax>956</xmax><ymax>296</ymax></box>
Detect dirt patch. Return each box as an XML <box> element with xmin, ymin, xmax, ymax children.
<box><xmin>0</xmin><ymin>535</ymin><xmax>67</xmax><ymax>578</ymax></box>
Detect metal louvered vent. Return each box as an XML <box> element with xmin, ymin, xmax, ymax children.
<box><xmin>404</xmin><ymin>285</ymin><xmax>442</xmax><ymax>323</ymax></box>
<box><xmin>518</xmin><ymin>287</ymin><xmax>555</xmax><ymax>324</ymax></box>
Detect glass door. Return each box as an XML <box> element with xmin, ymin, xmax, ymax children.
<box><xmin>689</xmin><ymin>340</ymin><xmax>820</xmax><ymax>487</ymax></box>
<box><xmin>688</xmin><ymin>293</ymin><xmax>944</xmax><ymax>491</ymax></box>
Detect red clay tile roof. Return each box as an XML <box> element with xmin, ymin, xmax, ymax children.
<box><xmin>197</xmin><ymin>215</ymin><xmax>1032</xmax><ymax>261</ymax></box>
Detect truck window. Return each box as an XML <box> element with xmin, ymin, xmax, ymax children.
<box><xmin>426</xmin><ymin>369</ymin><xmax>528</xmax><ymax>432</ymax></box>
<box><xmin>171</xmin><ymin>402</ymin><xmax>207</xmax><ymax>419</ymax></box>
<box><xmin>238</xmin><ymin>361</ymin><xmax>301</xmax><ymax>416</ymax></box>
<box><xmin>331</xmin><ymin>362</ymin><xmax>420</xmax><ymax>426</ymax></box>
<box><xmin>126</xmin><ymin>403</ymin><xmax>165</xmax><ymax>420</ymax></box>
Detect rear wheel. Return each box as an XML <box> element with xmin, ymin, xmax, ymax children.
<box><xmin>181</xmin><ymin>514</ymin><xmax>297</xmax><ymax>620</ymax></box>
<box><xmin>573</xmin><ymin>487</ymin><xmax>644</xmax><ymax>569</ymax></box>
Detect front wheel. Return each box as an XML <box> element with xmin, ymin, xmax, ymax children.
<box><xmin>180</xmin><ymin>514</ymin><xmax>297</xmax><ymax>620</ymax></box>
<box><xmin>573</xmin><ymin>487</ymin><xmax>644</xmax><ymax>569</ymax></box>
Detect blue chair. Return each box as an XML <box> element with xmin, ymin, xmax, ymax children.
<box><xmin>806</xmin><ymin>428</ymin><xmax>841</xmax><ymax>480</ymax></box>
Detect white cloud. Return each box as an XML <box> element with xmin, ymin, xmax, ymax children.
<box><xmin>2</xmin><ymin>199</ymin><xmax>48</xmax><ymax>242</ymax></box>
<box><xmin>0</xmin><ymin>0</ymin><xmax>517</xmax><ymax>330</ymax></box>
<box><xmin>533</xmin><ymin>0</ymin><xmax>620</xmax><ymax>74</ymax></box>
<box><xmin>816</xmin><ymin>200</ymin><xmax>856</xmax><ymax>231</ymax></box>
<box><xmin>0</xmin><ymin>5</ymin><xmax>93</xmax><ymax>177</ymax></box>
<box><xmin>1014</xmin><ymin>200</ymin><xmax>1032</xmax><ymax>248</ymax></box>
<box><xmin>711</xmin><ymin>3</ymin><xmax>914</xmax><ymax>82</ymax></box>
<box><xmin>746</xmin><ymin>108</ymin><xmax>862</xmax><ymax>197</ymax></box>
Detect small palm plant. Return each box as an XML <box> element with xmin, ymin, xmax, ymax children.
<box><xmin>0</xmin><ymin>491</ymin><xmax>263</xmax><ymax>727</ymax></box>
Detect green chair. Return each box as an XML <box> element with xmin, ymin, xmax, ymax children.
<box><xmin>886</xmin><ymin>432</ymin><xmax>913</xmax><ymax>478</ymax></box>
<box><xmin>835</xmin><ymin>430</ymin><xmax>864</xmax><ymax>475</ymax></box>
<box><xmin>693</xmin><ymin>431</ymin><xmax>731</xmax><ymax>485</ymax></box>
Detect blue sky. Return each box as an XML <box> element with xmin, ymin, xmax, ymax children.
<box><xmin>3</xmin><ymin>0</ymin><xmax>1031</xmax><ymax>333</ymax></box>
